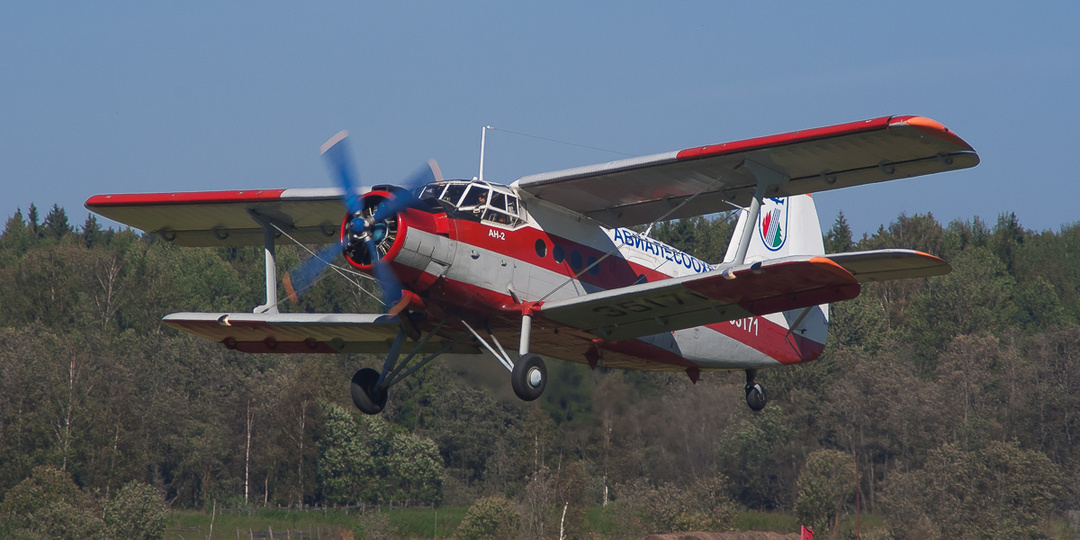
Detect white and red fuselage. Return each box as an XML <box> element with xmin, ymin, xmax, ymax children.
<box><xmin>356</xmin><ymin>180</ymin><xmax>827</xmax><ymax>375</ymax></box>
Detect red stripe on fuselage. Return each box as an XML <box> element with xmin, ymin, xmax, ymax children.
<box><xmin>707</xmin><ymin>318</ymin><xmax>824</xmax><ymax>365</ymax></box>
<box><xmin>452</xmin><ymin>219</ymin><xmax>643</xmax><ymax>289</ymax></box>
<box><xmin>449</xmin><ymin>219</ymin><xmax>713</xmax><ymax>291</ymax></box>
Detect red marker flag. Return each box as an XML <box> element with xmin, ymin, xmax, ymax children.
<box><xmin>800</xmin><ymin>525</ymin><xmax>814</xmax><ymax>540</ymax></box>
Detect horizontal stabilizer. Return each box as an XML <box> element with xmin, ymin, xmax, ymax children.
<box><xmin>825</xmin><ymin>249</ymin><xmax>950</xmax><ymax>282</ymax></box>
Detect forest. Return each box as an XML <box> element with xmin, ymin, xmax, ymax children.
<box><xmin>1</xmin><ymin>202</ymin><xmax>1079</xmax><ymax>539</ymax></box>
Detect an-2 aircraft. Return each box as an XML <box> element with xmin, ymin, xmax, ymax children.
<box><xmin>86</xmin><ymin>115</ymin><xmax>978</xmax><ymax>413</ymax></box>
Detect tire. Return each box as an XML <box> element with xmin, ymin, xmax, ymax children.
<box><xmin>511</xmin><ymin>354</ymin><xmax>547</xmax><ymax>402</ymax></box>
<box><xmin>745</xmin><ymin>382</ymin><xmax>768</xmax><ymax>411</ymax></box>
<box><xmin>351</xmin><ymin>368</ymin><xmax>388</xmax><ymax>415</ymax></box>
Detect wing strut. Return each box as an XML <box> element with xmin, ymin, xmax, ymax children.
<box><xmin>247</xmin><ymin>210</ymin><xmax>286</xmax><ymax>314</ymax></box>
<box><xmin>732</xmin><ymin>160</ymin><xmax>789</xmax><ymax>265</ymax></box>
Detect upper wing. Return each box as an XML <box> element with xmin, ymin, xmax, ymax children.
<box><xmin>539</xmin><ymin>256</ymin><xmax>861</xmax><ymax>342</ymax></box>
<box><xmin>85</xmin><ymin>188</ymin><xmax>348</xmax><ymax>246</ymax></box>
<box><xmin>162</xmin><ymin>312</ymin><xmax>478</xmax><ymax>354</ymax></box>
<box><xmin>513</xmin><ymin>115</ymin><xmax>978</xmax><ymax>228</ymax></box>
<box><xmin>825</xmin><ymin>249</ymin><xmax>950</xmax><ymax>282</ymax></box>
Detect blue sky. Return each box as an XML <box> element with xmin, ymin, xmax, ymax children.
<box><xmin>2</xmin><ymin>2</ymin><xmax>1077</xmax><ymax>239</ymax></box>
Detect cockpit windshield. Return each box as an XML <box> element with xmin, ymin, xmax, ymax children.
<box><xmin>419</xmin><ymin>180</ymin><xmax>523</xmax><ymax>227</ymax></box>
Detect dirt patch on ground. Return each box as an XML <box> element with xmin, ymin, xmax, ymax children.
<box><xmin>645</xmin><ymin>533</ymin><xmax>799</xmax><ymax>540</ymax></box>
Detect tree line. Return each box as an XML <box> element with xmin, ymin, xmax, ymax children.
<box><xmin>1</xmin><ymin>203</ymin><xmax>1078</xmax><ymax>538</ymax></box>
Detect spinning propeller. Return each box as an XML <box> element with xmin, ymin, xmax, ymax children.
<box><xmin>283</xmin><ymin>130</ymin><xmax>441</xmax><ymax>314</ymax></box>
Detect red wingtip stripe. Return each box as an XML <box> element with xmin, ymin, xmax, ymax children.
<box><xmin>888</xmin><ymin>115</ymin><xmax>973</xmax><ymax>150</ymax></box>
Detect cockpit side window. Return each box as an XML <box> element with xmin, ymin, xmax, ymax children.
<box><xmin>441</xmin><ymin>184</ymin><xmax>467</xmax><ymax>206</ymax></box>
<box><xmin>420</xmin><ymin>184</ymin><xmax>444</xmax><ymax>200</ymax></box>
<box><xmin>482</xmin><ymin>209</ymin><xmax>511</xmax><ymax>225</ymax></box>
<box><xmin>489</xmin><ymin>192</ymin><xmax>507</xmax><ymax>212</ymax></box>
<box><xmin>460</xmin><ymin>185</ymin><xmax>490</xmax><ymax>208</ymax></box>
<box><xmin>480</xmin><ymin>192</ymin><xmax>523</xmax><ymax>227</ymax></box>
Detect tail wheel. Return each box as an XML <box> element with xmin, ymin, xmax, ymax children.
<box><xmin>512</xmin><ymin>354</ymin><xmax>547</xmax><ymax>402</ymax></box>
<box><xmin>745</xmin><ymin>382</ymin><xmax>768</xmax><ymax>411</ymax></box>
<box><xmin>351</xmin><ymin>368</ymin><xmax>388</xmax><ymax>415</ymax></box>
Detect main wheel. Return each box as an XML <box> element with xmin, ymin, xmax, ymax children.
<box><xmin>511</xmin><ymin>354</ymin><xmax>547</xmax><ymax>402</ymax></box>
<box><xmin>351</xmin><ymin>368</ymin><xmax>388</xmax><ymax>415</ymax></box>
<box><xmin>745</xmin><ymin>382</ymin><xmax>768</xmax><ymax>411</ymax></box>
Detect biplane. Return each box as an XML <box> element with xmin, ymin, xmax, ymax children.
<box><xmin>86</xmin><ymin>115</ymin><xmax>978</xmax><ymax>413</ymax></box>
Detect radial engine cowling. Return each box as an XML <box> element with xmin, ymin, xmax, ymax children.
<box><xmin>340</xmin><ymin>189</ymin><xmax>451</xmax><ymax>294</ymax></box>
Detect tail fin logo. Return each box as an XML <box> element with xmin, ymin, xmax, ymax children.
<box><xmin>758</xmin><ymin>197</ymin><xmax>788</xmax><ymax>251</ymax></box>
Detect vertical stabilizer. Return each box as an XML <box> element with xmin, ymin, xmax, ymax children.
<box><xmin>724</xmin><ymin>194</ymin><xmax>825</xmax><ymax>263</ymax></box>
<box><xmin>723</xmin><ymin>194</ymin><xmax>830</xmax><ymax>351</ymax></box>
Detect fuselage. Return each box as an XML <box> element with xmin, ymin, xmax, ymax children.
<box><xmin>349</xmin><ymin>179</ymin><xmax>827</xmax><ymax>373</ymax></box>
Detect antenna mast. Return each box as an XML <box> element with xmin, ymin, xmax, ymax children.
<box><xmin>478</xmin><ymin>125</ymin><xmax>492</xmax><ymax>182</ymax></box>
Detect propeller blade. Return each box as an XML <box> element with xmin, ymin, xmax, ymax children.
<box><xmin>283</xmin><ymin>242</ymin><xmax>344</xmax><ymax>303</ymax></box>
<box><xmin>371</xmin><ymin>194</ymin><xmax>415</xmax><ymax>223</ymax></box>
<box><xmin>365</xmin><ymin>238</ymin><xmax>403</xmax><ymax>309</ymax></box>
<box><xmin>371</xmin><ymin>159</ymin><xmax>442</xmax><ymax>222</ymax></box>
<box><xmin>403</xmin><ymin>159</ymin><xmax>441</xmax><ymax>189</ymax></box>
<box><xmin>320</xmin><ymin>130</ymin><xmax>363</xmax><ymax>216</ymax></box>
<box><xmin>312</xmin><ymin>131</ymin><xmax>436</xmax><ymax>313</ymax></box>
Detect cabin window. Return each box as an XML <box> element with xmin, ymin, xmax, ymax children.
<box><xmin>569</xmin><ymin>250</ymin><xmax>583</xmax><ymax>272</ymax></box>
<box><xmin>553</xmin><ymin>244</ymin><xmax>566</xmax><ymax>263</ymax></box>
<box><xmin>535</xmin><ymin>239</ymin><xmax>547</xmax><ymax>258</ymax></box>
<box><xmin>587</xmin><ymin>256</ymin><xmax>600</xmax><ymax>276</ymax></box>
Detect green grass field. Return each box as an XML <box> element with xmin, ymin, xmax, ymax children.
<box><xmin>167</xmin><ymin>506</ymin><xmax>468</xmax><ymax>539</ymax></box>
<box><xmin>165</xmin><ymin>506</ymin><xmax>811</xmax><ymax>539</ymax></box>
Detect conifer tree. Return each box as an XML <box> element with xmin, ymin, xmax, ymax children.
<box><xmin>1</xmin><ymin>208</ymin><xmax>32</xmax><ymax>255</ymax></box>
<box><xmin>43</xmin><ymin>204</ymin><xmax>72</xmax><ymax>241</ymax></box>
<box><xmin>825</xmin><ymin>211</ymin><xmax>853</xmax><ymax>253</ymax></box>
<box><xmin>27</xmin><ymin>203</ymin><xmax>40</xmax><ymax>240</ymax></box>
<box><xmin>81</xmin><ymin>214</ymin><xmax>102</xmax><ymax>249</ymax></box>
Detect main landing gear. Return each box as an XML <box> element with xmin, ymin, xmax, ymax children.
<box><xmin>511</xmin><ymin>353</ymin><xmax>547</xmax><ymax>401</ymax></box>
<box><xmin>351</xmin><ymin>368</ymin><xmax>388</xmax><ymax>415</ymax></box>
<box><xmin>347</xmin><ymin>314</ymin><xmax>549</xmax><ymax>415</ymax></box>
<box><xmin>745</xmin><ymin>369</ymin><xmax>768</xmax><ymax>411</ymax></box>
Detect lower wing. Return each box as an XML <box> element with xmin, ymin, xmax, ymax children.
<box><xmin>162</xmin><ymin>312</ymin><xmax>475</xmax><ymax>354</ymax></box>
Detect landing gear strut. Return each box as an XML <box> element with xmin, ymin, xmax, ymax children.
<box><xmin>347</xmin><ymin>313</ymin><xmax>552</xmax><ymax>415</ymax></box>
<box><xmin>745</xmin><ymin>369</ymin><xmax>768</xmax><ymax>411</ymax></box>
<box><xmin>348</xmin><ymin>316</ymin><xmax>471</xmax><ymax>415</ymax></box>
